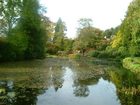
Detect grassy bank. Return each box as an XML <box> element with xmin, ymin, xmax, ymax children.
<box><xmin>123</xmin><ymin>57</ymin><xmax>140</xmax><ymax>73</ymax></box>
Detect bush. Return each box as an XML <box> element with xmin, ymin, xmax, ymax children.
<box><xmin>74</xmin><ymin>54</ymin><xmax>81</xmax><ymax>59</ymax></box>
<box><xmin>8</xmin><ymin>32</ymin><xmax>28</xmax><ymax>59</ymax></box>
<box><xmin>97</xmin><ymin>51</ymin><xmax>110</xmax><ymax>58</ymax></box>
<box><xmin>87</xmin><ymin>50</ymin><xmax>100</xmax><ymax>57</ymax></box>
<box><xmin>123</xmin><ymin>57</ymin><xmax>140</xmax><ymax>73</ymax></box>
<box><xmin>0</xmin><ymin>40</ymin><xmax>17</xmax><ymax>61</ymax></box>
<box><xmin>46</xmin><ymin>43</ymin><xmax>60</xmax><ymax>55</ymax></box>
<box><xmin>68</xmin><ymin>54</ymin><xmax>81</xmax><ymax>59</ymax></box>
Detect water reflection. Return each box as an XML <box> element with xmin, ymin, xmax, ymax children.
<box><xmin>0</xmin><ymin>58</ymin><xmax>139</xmax><ymax>105</ymax></box>
<box><xmin>13</xmin><ymin>88</ymin><xmax>39</xmax><ymax>105</ymax></box>
<box><xmin>107</xmin><ymin>66</ymin><xmax>140</xmax><ymax>105</ymax></box>
<box><xmin>0</xmin><ymin>80</ymin><xmax>46</xmax><ymax>105</ymax></box>
<box><xmin>49</xmin><ymin>66</ymin><xmax>64</xmax><ymax>92</ymax></box>
<box><xmin>73</xmin><ymin>80</ymin><xmax>90</xmax><ymax>97</ymax></box>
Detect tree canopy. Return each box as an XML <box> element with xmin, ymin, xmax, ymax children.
<box><xmin>0</xmin><ymin>0</ymin><xmax>47</xmax><ymax>61</ymax></box>
<box><xmin>110</xmin><ymin>0</ymin><xmax>140</xmax><ymax>57</ymax></box>
<box><xmin>74</xmin><ymin>18</ymin><xmax>102</xmax><ymax>55</ymax></box>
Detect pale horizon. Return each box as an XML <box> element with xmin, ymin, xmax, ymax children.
<box><xmin>40</xmin><ymin>0</ymin><xmax>133</xmax><ymax>38</ymax></box>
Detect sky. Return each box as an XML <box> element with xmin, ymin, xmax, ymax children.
<box><xmin>40</xmin><ymin>0</ymin><xmax>133</xmax><ymax>38</ymax></box>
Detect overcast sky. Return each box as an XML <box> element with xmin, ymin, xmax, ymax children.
<box><xmin>40</xmin><ymin>0</ymin><xmax>133</xmax><ymax>38</ymax></box>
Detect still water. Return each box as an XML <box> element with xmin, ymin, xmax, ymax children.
<box><xmin>0</xmin><ymin>58</ymin><xmax>139</xmax><ymax>105</ymax></box>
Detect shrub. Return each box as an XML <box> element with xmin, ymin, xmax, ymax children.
<box><xmin>97</xmin><ymin>51</ymin><xmax>110</xmax><ymax>58</ymax></box>
<box><xmin>0</xmin><ymin>40</ymin><xmax>17</xmax><ymax>61</ymax></box>
<box><xmin>123</xmin><ymin>57</ymin><xmax>140</xmax><ymax>73</ymax></box>
<box><xmin>87</xmin><ymin>50</ymin><xmax>100</xmax><ymax>57</ymax></box>
<box><xmin>8</xmin><ymin>32</ymin><xmax>28</xmax><ymax>59</ymax></box>
<box><xmin>68</xmin><ymin>54</ymin><xmax>81</xmax><ymax>59</ymax></box>
<box><xmin>74</xmin><ymin>54</ymin><xmax>81</xmax><ymax>59</ymax></box>
<box><xmin>46</xmin><ymin>43</ymin><xmax>59</xmax><ymax>55</ymax></box>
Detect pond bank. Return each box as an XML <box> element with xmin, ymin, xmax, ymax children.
<box><xmin>46</xmin><ymin>54</ymin><xmax>122</xmax><ymax>66</ymax></box>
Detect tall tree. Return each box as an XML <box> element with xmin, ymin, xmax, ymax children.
<box><xmin>53</xmin><ymin>18</ymin><xmax>66</xmax><ymax>51</ymax></box>
<box><xmin>19</xmin><ymin>0</ymin><xmax>46</xmax><ymax>59</ymax></box>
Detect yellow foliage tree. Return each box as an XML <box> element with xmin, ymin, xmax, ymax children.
<box><xmin>111</xmin><ymin>31</ymin><xmax>122</xmax><ymax>48</ymax></box>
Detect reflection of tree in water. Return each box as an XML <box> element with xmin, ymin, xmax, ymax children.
<box><xmin>107</xmin><ymin>66</ymin><xmax>140</xmax><ymax>105</ymax></box>
<box><xmin>50</xmin><ymin>65</ymin><xmax>64</xmax><ymax>92</ymax></box>
<box><xmin>73</xmin><ymin>80</ymin><xmax>89</xmax><ymax>97</ymax></box>
<box><xmin>12</xmin><ymin>87</ymin><xmax>44</xmax><ymax>105</ymax></box>
<box><xmin>0</xmin><ymin>80</ymin><xmax>46</xmax><ymax>105</ymax></box>
<box><xmin>0</xmin><ymin>81</ymin><xmax>8</xmax><ymax>105</ymax></box>
<box><xmin>70</xmin><ymin>59</ymin><xmax>105</xmax><ymax>80</ymax></box>
<box><xmin>0</xmin><ymin>58</ymin><xmax>68</xmax><ymax>104</ymax></box>
<box><xmin>71</xmin><ymin>59</ymin><xmax>104</xmax><ymax>97</ymax></box>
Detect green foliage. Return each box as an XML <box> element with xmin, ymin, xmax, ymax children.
<box><xmin>0</xmin><ymin>0</ymin><xmax>21</xmax><ymax>35</ymax></box>
<box><xmin>74</xmin><ymin>54</ymin><xmax>81</xmax><ymax>59</ymax></box>
<box><xmin>102</xmin><ymin>26</ymin><xmax>120</xmax><ymax>39</ymax></box>
<box><xmin>123</xmin><ymin>57</ymin><xmax>140</xmax><ymax>73</ymax></box>
<box><xmin>111</xmin><ymin>31</ymin><xmax>122</xmax><ymax>48</ymax></box>
<box><xmin>74</xmin><ymin>18</ymin><xmax>102</xmax><ymax>56</ymax></box>
<box><xmin>53</xmin><ymin>18</ymin><xmax>66</xmax><ymax>51</ymax></box>
<box><xmin>8</xmin><ymin>30</ymin><xmax>28</xmax><ymax>59</ymax></box>
<box><xmin>77</xmin><ymin>18</ymin><xmax>93</xmax><ymax>29</ymax></box>
<box><xmin>0</xmin><ymin>0</ymin><xmax>47</xmax><ymax>61</ymax></box>
<box><xmin>46</xmin><ymin>43</ymin><xmax>59</xmax><ymax>55</ymax></box>
<box><xmin>63</xmin><ymin>38</ymin><xmax>74</xmax><ymax>52</ymax></box>
<box><xmin>18</xmin><ymin>0</ymin><xmax>46</xmax><ymax>59</ymax></box>
<box><xmin>109</xmin><ymin>0</ymin><xmax>140</xmax><ymax>57</ymax></box>
<box><xmin>0</xmin><ymin>39</ymin><xmax>16</xmax><ymax>61</ymax></box>
<box><xmin>118</xmin><ymin>46</ymin><xmax>128</xmax><ymax>57</ymax></box>
<box><xmin>41</xmin><ymin>16</ymin><xmax>54</xmax><ymax>46</ymax></box>
<box><xmin>97</xmin><ymin>51</ymin><xmax>112</xmax><ymax>58</ymax></box>
<box><xmin>87</xmin><ymin>50</ymin><xmax>100</xmax><ymax>57</ymax></box>
<box><xmin>88</xmin><ymin>47</ymin><xmax>126</xmax><ymax>59</ymax></box>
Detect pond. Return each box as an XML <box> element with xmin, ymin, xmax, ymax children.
<box><xmin>0</xmin><ymin>58</ymin><xmax>139</xmax><ymax>105</ymax></box>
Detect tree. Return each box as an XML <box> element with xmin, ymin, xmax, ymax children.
<box><xmin>0</xmin><ymin>0</ymin><xmax>22</xmax><ymax>35</ymax></box>
<box><xmin>40</xmin><ymin>16</ymin><xmax>55</xmax><ymax>53</ymax></box>
<box><xmin>110</xmin><ymin>0</ymin><xmax>140</xmax><ymax>57</ymax></box>
<box><xmin>102</xmin><ymin>26</ymin><xmax>120</xmax><ymax>39</ymax></box>
<box><xmin>77</xmin><ymin>18</ymin><xmax>93</xmax><ymax>30</ymax></box>
<box><xmin>74</xmin><ymin>18</ymin><xmax>102</xmax><ymax>55</ymax></box>
<box><xmin>0</xmin><ymin>0</ymin><xmax>48</xmax><ymax>61</ymax></box>
<box><xmin>53</xmin><ymin>18</ymin><xmax>67</xmax><ymax>51</ymax></box>
<box><xmin>18</xmin><ymin>0</ymin><xmax>46</xmax><ymax>59</ymax></box>
<box><xmin>63</xmin><ymin>37</ymin><xmax>74</xmax><ymax>53</ymax></box>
